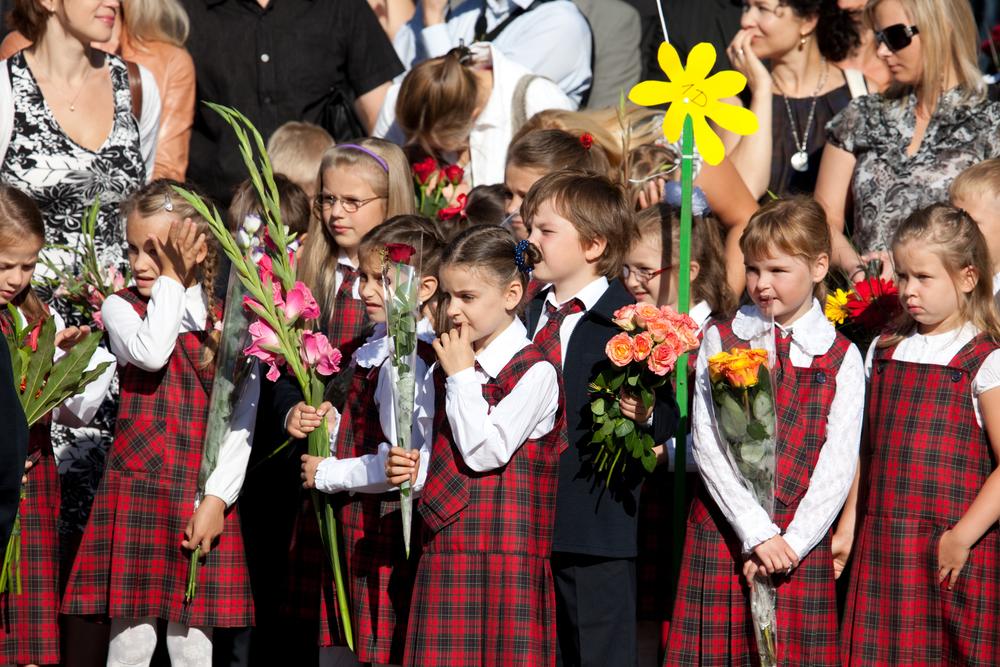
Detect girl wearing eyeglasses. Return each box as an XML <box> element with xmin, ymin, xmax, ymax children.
<box><xmin>815</xmin><ymin>0</ymin><xmax>1000</xmax><ymax>281</ymax></box>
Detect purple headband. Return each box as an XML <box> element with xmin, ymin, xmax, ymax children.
<box><xmin>339</xmin><ymin>143</ymin><xmax>389</xmax><ymax>172</ymax></box>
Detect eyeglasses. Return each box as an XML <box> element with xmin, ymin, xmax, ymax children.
<box><xmin>874</xmin><ymin>23</ymin><xmax>919</xmax><ymax>52</ymax></box>
<box><xmin>312</xmin><ymin>194</ymin><xmax>386</xmax><ymax>214</ymax></box>
<box><xmin>622</xmin><ymin>265</ymin><xmax>671</xmax><ymax>284</ymax></box>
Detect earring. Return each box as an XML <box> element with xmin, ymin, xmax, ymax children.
<box><xmin>799</xmin><ymin>34</ymin><xmax>807</xmax><ymax>50</ymax></box>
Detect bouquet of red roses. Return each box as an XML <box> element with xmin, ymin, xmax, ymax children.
<box><xmin>588</xmin><ymin>303</ymin><xmax>700</xmax><ymax>482</ymax></box>
<box><xmin>411</xmin><ymin>157</ymin><xmax>465</xmax><ymax>220</ymax></box>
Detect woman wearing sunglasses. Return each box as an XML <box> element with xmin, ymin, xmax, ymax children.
<box><xmin>815</xmin><ymin>0</ymin><xmax>998</xmax><ymax>279</ymax></box>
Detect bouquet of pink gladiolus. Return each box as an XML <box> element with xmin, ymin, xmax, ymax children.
<box><xmin>172</xmin><ymin>104</ymin><xmax>353</xmax><ymax>648</ymax></box>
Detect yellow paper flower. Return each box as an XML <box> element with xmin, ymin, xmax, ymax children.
<box><xmin>825</xmin><ymin>288</ymin><xmax>852</xmax><ymax>325</ymax></box>
<box><xmin>628</xmin><ymin>42</ymin><xmax>759</xmax><ymax>166</ymax></box>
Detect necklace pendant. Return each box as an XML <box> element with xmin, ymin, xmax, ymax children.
<box><xmin>69</xmin><ymin>104</ymin><xmax>75</xmax><ymax>112</ymax></box>
<box><xmin>791</xmin><ymin>150</ymin><xmax>809</xmax><ymax>172</ymax></box>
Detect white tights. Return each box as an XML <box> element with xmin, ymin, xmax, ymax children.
<box><xmin>107</xmin><ymin>618</ymin><xmax>212</xmax><ymax>667</ymax></box>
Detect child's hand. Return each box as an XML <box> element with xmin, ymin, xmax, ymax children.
<box><xmin>751</xmin><ymin>535</ymin><xmax>800</xmax><ymax>576</ymax></box>
<box><xmin>636</xmin><ymin>176</ymin><xmax>668</xmax><ymax>210</ymax></box>
<box><xmin>182</xmin><ymin>495</ymin><xmax>226</xmax><ymax>555</ymax></box>
<box><xmin>619</xmin><ymin>391</ymin><xmax>653</xmax><ymax>423</ymax></box>
<box><xmin>433</xmin><ymin>324</ymin><xmax>475</xmax><ymax>377</ymax></box>
<box><xmin>938</xmin><ymin>529</ymin><xmax>971</xmax><ymax>590</ymax></box>
<box><xmin>300</xmin><ymin>454</ymin><xmax>325</xmax><ymax>489</ymax></box>
<box><xmin>742</xmin><ymin>557</ymin><xmax>760</xmax><ymax>587</ymax></box>
<box><xmin>386</xmin><ymin>446</ymin><xmax>420</xmax><ymax>487</ymax></box>
<box><xmin>21</xmin><ymin>457</ymin><xmax>32</xmax><ymax>485</ymax></box>
<box><xmin>55</xmin><ymin>325</ymin><xmax>91</xmax><ymax>351</ymax></box>
<box><xmin>832</xmin><ymin>529</ymin><xmax>853</xmax><ymax>580</ymax></box>
<box><xmin>151</xmin><ymin>217</ymin><xmax>206</xmax><ymax>288</ymax></box>
<box><xmin>286</xmin><ymin>401</ymin><xmax>334</xmax><ymax>439</ymax></box>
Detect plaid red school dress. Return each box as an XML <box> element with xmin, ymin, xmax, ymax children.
<box><xmin>667</xmin><ymin>320</ymin><xmax>849</xmax><ymax>666</ymax></box>
<box><xmin>405</xmin><ymin>344</ymin><xmax>563</xmax><ymax>667</ymax></box>
<box><xmin>62</xmin><ymin>288</ymin><xmax>253</xmax><ymax>627</ymax></box>
<box><xmin>841</xmin><ymin>336</ymin><xmax>1000</xmax><ymax>666</ymax></box>
<box><xmin>319</xmin><ymin>340</ymin><xmax>435</xmax><ymax>660</ymax></box>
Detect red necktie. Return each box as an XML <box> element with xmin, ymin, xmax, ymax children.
<box><xmin>533</xmin><ymin>298</ymin><xmax>585</xmax><ymax>368</ymax></box>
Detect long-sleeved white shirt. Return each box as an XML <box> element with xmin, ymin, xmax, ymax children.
<box><xmin>314</xmin><ymin>320</ymin><xmax>437</xmax><ymax>495</ymax></box>
<box><xmin>693</xmin><ymin>301</ymin><xmax>865</xmax><ymax>559</ymax></box>
<box><xmin>445</xmin><ymin>317</ymin><xmax>559</xmax><ymax>472</ymax></box>
<box><xmin>101</xmin><ymin>276</ymin><xmax>259</xmax><ymax>507</ymax></box>
<box><xmin>392</xmin><ymin>0</ymin><xmax>592</xmax><ymax>106</ymax></box>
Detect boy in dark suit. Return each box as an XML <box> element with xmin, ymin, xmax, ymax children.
<box><xmin>0</xmin><ymin>333</ymin><xmax>27</xmax><ymax>552</ymax></box>
<box><xmin>522</xmin><ymin>171</ymin><xmax>680</xmax><ymax>666</ymax></box>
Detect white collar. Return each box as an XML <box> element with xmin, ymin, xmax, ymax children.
<box><xmin>690</xmin><ymin>300</ymin><xmax>712</xmax><ymax>329</ymax></box>
<box><xmin>486</xmin><ymin>0</ymin><xmax>533</xmax><ymax>15</ymax></box>
<box><xmin>732</xmin><ymin>299</ymin><xmax>835</xmax><ymax>357</ymax></box>
<box><xmin>543</xmin><ymin>276</ymin><xmax>609</xmax><ymax>312</ymax></box>
<box><xmin>475</xmin><ymin>317</ymin><xmax>530</xmax><ymax>378</ymax></box>
<box><xmin>337</xmin><ymin>251</ymin><xmax>358</xmax><ymax>271</ymax></box>
<box><xmin>353</xmin><ymin>319</ymin><xmax>437</xmax><ymax>369</ymax></box>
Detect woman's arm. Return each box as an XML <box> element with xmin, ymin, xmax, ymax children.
<box><xmin>814</xmin><ymin>142</ymin><xmax>862</xmax><ymax>274</ymax></box>
<box><xmin>724</xmin><ymin>31</ymin><xmax>774</xmax><ymax>200</ymax></box>
<box><xmin>150</xmin><ymin>46</ymin><xmax>195</xmax><ymax>181</ymax></box>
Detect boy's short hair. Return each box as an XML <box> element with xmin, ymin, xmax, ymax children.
<box><xmin>950</xmin><ymin>159</ymin><xmax>1000</xmax><ymax>203</ymax></box>
<box><xmin>266</xmin><ymin>122</ymin><xmax>335</xmax><ymax>195</ymax></box>
<box><xmin>521</xmin><ymin>170</ymin><xmax>636</xmax><ymax>279</ymax></box>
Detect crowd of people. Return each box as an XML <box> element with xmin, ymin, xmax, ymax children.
<box><xmin>2</xmin><ymin>0</ymin><xmax>1000</xmax><ymax>666</ymax></box>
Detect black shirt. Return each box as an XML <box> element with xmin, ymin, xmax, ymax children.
<box><xmin>182</xmin><ymin>0</ymin><xmax>403</xmax><ymax>203</ymax></box>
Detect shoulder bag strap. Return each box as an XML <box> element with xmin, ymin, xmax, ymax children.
<box><xmin>844</xmin><ymin>68</ymin><xmax>869</xmax><ymax>99</ymax></box>
<box><xmin>125</xmin><ymin>60</ymin><xmax>143</xmax><ymax>122</ymax></box>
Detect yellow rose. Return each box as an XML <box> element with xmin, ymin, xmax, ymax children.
<box><xmin>708</xmin><ymin>348</ymin><xmax>768</xmax><ymax>388</ymax></box>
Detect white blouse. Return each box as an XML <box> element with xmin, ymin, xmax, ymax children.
<box><xmin>314</xmin><ymin>320</ymin><xmax>437</xmax><ymax>495</ymax></box>
<box><xmin>693</xmin><ymin>301</ymin><xmax>865</xmax><ymax>559</ymax></box>
<box><xmin>101</xmin><ymin>276</ymin><xmax>259</xmax><ymax>507</ymax></box>
<box><xmin>864</xmin><ymin>322</ymin><xmax>1000</xmax><ymax>428</ymax></box>
<box><xmin>445</xmin><ymin>317</ymin><xmax>559</xmax><ymax>472</ymax></box>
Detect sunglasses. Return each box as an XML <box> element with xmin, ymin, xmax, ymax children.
<box><xmin>874</xmin><ymin>23</ymin><xmax>919</xmax><ymax>52</ymax></box>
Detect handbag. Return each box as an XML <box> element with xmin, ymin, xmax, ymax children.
<box><xmin>315</xmin><ymin>85</ymin><xmax>367</xmax><ymax>142</ymax></box>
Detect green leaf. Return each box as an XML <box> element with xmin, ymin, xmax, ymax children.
<box><xmin>740</xmin><ymin>441</ymin><xmax>767</xmax><ymax>464</ymax></box>
<box><xmin>592</xmin><ymin>397</ymin><xmax>606</xmax><ymax>416</ymax></box>
<box><xmin>718</xmin><ymin>393</ymin><xmax>748</xmax><ymax>441</ymax></box>
<box><xmin>752</xmin><ymin>389</ymin><xmax>774</xmax><ymax>420</ymax></box>
<box><xmin>641</xmin><ymin>447</ymin><xmax>657</xmax><ymax>473</ymax></box>
<box><xmin>21</xmin><ymin>318</ymin><xmax>56</xmax><ymax>413</ymax></box>
<box><xmin>609</xmin><ymin>373</ymin><xmax>626</xmax><ymax>391</ymax></box>
<box><xmin>614</xmin><ymin>418</ymin><xmax>635</xmax><ymax>438</ymax></box>
<box><xmin>26</xmin><ymin>330</ymin><xmax>110</xmax><ymax>425</ymax></box>
<box><xmin>597</xmin><ymin>419</ymin><xmax>615</xmax><ymax>440</ymax></box>
<box><xmin>640</xmin><ymin>388</ymin><xmax>654</xmax><ymax>409</ymax></box>
<box><xmin>627</xmin><ymin>374</ymin><xmax>639</xmax><ymax>387</ymax></box>
<box><xmin>747</xmin><ymin>421</ymin><xmax>767</xmax><ymax>441</ymax></box>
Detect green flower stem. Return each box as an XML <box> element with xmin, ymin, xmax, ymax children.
<box><xmin>185</xmin><ymin>546</ymin><xmax>201</xmax><ymax>603</ymax></box>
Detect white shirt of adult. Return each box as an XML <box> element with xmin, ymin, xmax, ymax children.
<box><xmin>692</xmin><ymin>301</ymin><xmax>865</xmax><ymax>560</ymax></box>
<box><xmin>374</xmin><ymin>42</ymin><xmax>576</xmax><ymax>186</ymax></box>
<box><xmin>392</xmin><ymin>0</ymin><xmax>592</xmax><ymax>106</ymax></box>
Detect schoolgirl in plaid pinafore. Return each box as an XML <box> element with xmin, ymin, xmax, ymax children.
<box><xmin>318</xmin><ymin>339</ymin><xmax>436</xmax><ymax>661</ymax></box>
<box><xmin>667</xmin><ymin>317</ymin><xmax>850</xmax><ymax>666</ymax></box>
<box><xmin>842</xmin><ymin>335</ymin><xmax>1000</xmax><ymax>665</ymax></box>
<box><xmin>0</xmin><ymin>312</ymin><xmax>60</xmax><ymax>665</ymax></box>
<box><xmin>405</xmin><ymin>344</ymin><xmax>563</xmax><ymax>667</ymax></box>
<box><xmin>62</xmin><ymin>287</ymin><xmax>253</xmax><ymax>627</ymax></box>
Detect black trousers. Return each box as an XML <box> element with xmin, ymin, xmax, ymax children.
<box><xmin>552</xmin><ymin>552</ymin><xmax>638</xmax><ymax>667</ymax></box>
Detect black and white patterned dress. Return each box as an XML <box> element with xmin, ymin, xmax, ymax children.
<box><xmin>1</xmin><ymin>51</ymin><xmax>145</xmax><ymax>540</ymax></box>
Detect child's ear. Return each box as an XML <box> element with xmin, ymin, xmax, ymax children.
<box><xmin>503</xmin><ymin>279</ymin><xmax>525</xmax><ymax>311</ymax></box>
<box><xmin>958</xmin><ymin>265</ymin><xmax>979</xmax><ymax>294</ymax></box>
<box><xmin>195</xmin><ymin>240</ymin><xmax>210</xmax><ymax>265</ymax></box>
<box><xmin>583</xmin><ymin>236</ymin><xmax>608</xmax><ymax>264</ymax></box>
<box><xmin>418</xmin><ymin>275</ymin><xmax>439</xmax><ymax>304</ymax></box>
<box><xmin>689</xmin><ymin>260</ymin><xmax>701</xmax><ymax>283</ymax></box>
<box><xmin>811</xmin><ymin>253</ymin><xmax>830</xmax><ymax>285</ymax></box>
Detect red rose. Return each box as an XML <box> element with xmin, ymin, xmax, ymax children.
<box><xmin>385</xmin><ymin>243</ymin><xmax>416</xmax><ymax>264</ymax></box>
<box><xmin>442</xmin><ymin>163</ymin><xmax>464</xmax><ymax>185</ymax></box>
<box><xmin>412</xmin><ymin>157</ymin><xmax>438</xmax><ymax>185</ymax></box>
<box><xmin>580</xmin><ymin>132</ymin><xmax>594</xmax><ymax>150</ymax></box>
<box><xmin>437</xmin><ymin>193</ymin><xmax>468</xmax><ymax>221</ymax></box>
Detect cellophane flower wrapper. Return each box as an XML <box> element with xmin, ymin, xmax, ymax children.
<box><xmin>1</xmin><ymin>305</ymin><xmax>112</xmax><ymax>594</ymax></box>
<box><xmin>382</xmin><ymin>251</ymin><xmax>420</xmax><ymax>557</ymax></box>
<box><xmin>705</xmin><ymin>321</ymin><xmax>778</xmax><ymax>667</ymax></box>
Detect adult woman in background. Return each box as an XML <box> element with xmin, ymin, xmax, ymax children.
<box><xmin>1</xmin><ymin>0</ymin><xmax>194</xmax><ymax>180</ymax></box>
<box><xmin>815</xmin><ymin>0</ymin><xmax>1000</xmax><ymax>275</ymax></box>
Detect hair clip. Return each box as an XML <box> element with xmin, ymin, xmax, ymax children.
<box><xmin>580</xmin><ymin>132</ymin><xmax>594</xmax><ymax>150</ymax></box>
<box><xmin>514</xmin><ymin>239</ymin><xmax>533</xmax><ymax>275</ymax></box>
<box><xmin>163</xmin><ymin>191</ymin><xmax>174</xmax><ymax>212</ymax></box>
<box><xmin>664</xmin><ymin>181</ymin><xmax>711</xmax><ymax>217</ymax></box>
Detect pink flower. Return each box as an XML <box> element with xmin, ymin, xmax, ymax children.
<box><xmin>612</xmin><ymin>304</ymin><xmax>638</xmax><ymax>332</ymax></box>
<box><xmin>645</xmin><ymin>318</ymin><xmax>673</xmax><ymax>344</ymax></box>
<box><xmin>647</xmin><ymin>343</ymin><xmax>679</xmax><ymax>376</ymax></box>
<box><xmin>634</xmin><ymin>303</ymin><xmax>662</xmax><ymax>328</ymax></box>
<box><xmin>244</xmin><ymin>320</ymin><xmax>284</xmax><ymax>381</ymax></box>
<box><xmin>283</xmin><ymin>281</ymin><xmax>320</xmax><ymax>322</ymax></box>
<box><xmin>605</xmin><ymin>332</ymin><xmax>635</xmax><ymax>367</ymax></box>
<box><xmin>85</xmin><ymin>285</ymin><xmax>105</xmax><ymax>309</ymax></box>
<box><xmin>632</xmin><ymin>332</ymin><xmax>654</xmax><ymax>361</ymax></box>
<box><xmin>258</xmin><ymin>254</ymin><xmax>275</xmax><ymax>284</ymax></box>
<box><xmin>92</xmin><ymin>310</ymin><xmax>105</xmax><ymax>330</ymax></box>
<box><xmin>242</xmin><ymin>295</ymin><xmax>268</xmax><ymax>319</ymax></box>
<box><xmin>300</xmin><ymin>331</ymin><xmax>342</xmax><ymax>376</ymax></box>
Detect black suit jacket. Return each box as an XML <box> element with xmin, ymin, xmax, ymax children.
<box><xmin>526</xmin><ymin>280</ymin><xmax>679</xmax><ymax>558</ymax></box>
<box><xmin>0</xmin><ymin>334</ymin><xmax>28</xmax><ymax>552</ymax></box>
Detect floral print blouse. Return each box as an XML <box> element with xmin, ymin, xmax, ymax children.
<box><xmin>825</xmin><ymin>87</ymin><xmax>1000</xmax><ymax>252</ymax></box>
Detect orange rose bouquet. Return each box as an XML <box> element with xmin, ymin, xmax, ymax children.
<box><xmin>588</xmin><ymin>303</ymin><xmax>699</xmax><ymax>483</ymax></box>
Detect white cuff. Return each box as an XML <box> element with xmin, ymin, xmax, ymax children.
<box><xmin>739</xmin><ymin>515</ymin><xmax>782</xmax><ymax>554</ymax></box>
<box><xmin>445</xmin><ymin>366</ymin><xmax>479</xmax><ymax>388</ymax></box>
<box><xmin>782</xmin><ymin>529</ymin><xmax>810</xmax><ymax>561</ymax></box>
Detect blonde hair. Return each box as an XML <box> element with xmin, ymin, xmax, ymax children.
<box><xmin>123</xmin><ymin>0</ymin><xmax>190</xmax><ymax>47</ymax></box>
<box><xmin>950</xmin><ymin>159</ymin><xmax>1000</xmax><ymax>204</ymax></box>
<box><xmin>297</xmin><ymin>139</ymin><xmax>415</xmax><ymax>317</ymax></box>
<box><xmin>740</xmin><ymin>196</ymin><xmax>832</xmax><ymax>298</ymax></box>
<box><xmin>266</xmin><ymin>122</ymin><xmax>335</xmax><ymax>198</ymax></box>
<box><xmin>882</xmin><ymin>204</ymin><xmax>1000</xmax><ymax>346</ymax></box>
<box><xmin>864</xmin><ymin>0</ymin><xmax>985</xmax><ymax>104</ymax></box>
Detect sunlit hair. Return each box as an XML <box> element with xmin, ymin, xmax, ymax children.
<box><xmin>864</xmin><ymin>0</ymin><xmax>985</xmax><ymax>104</ymax></box>
<box><xmin>635</xmin><ymin>204</ymin><xmax>736</xmax><ymax>319</ymax></box>
<box><xmin>0</xmin><ymin>184</ymin><xmax>46</xmax><ymax>325</ymax></box>
<box><xmin>740</xmin><ymin>196</ymin><xmax>831</xmax><ymax>298</ymax></box>
<box><xmin>395</xmin><ymin>46</ymin><xmax>479</xmax><ymax>155</ymax></box>
<box><xmin>950</xmin><ymin>158</ymin><xmax>1000</xmax><ymax>205</ymax></box>
<box><xmin>513</xmin><ymin>105</ymin><xmax>663</xmax><ymax>166</ymax></box>
<box><xmin>441</xmin><ymin>224</ymin><xmax>537</xmax><ymax>294</ymax></box>
<box><xmin>123</xmin><ymin>0</ymin><xmax>190</xmax><ymax>47</ymax></box>
<box><xmin>506</xmin><ymin>129</ymin><xmax>613</xmax><ymax>181</ymax></box>
<box><xmin>266</xmin><ymin>122</ymin><xmax>335</xmax><ymax>199</ymax></box>
<box><xmin>880</xmin><ymin>203</ymin><xmax>1000</xmax><ymax>347</ymax></box>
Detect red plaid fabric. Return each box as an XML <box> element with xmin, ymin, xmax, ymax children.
<box><xmin>406</xmin><ymin>344</ymin><xmax>562</xmax><ymax>667</ymax></box>
<box><xmin>841</xmin><ymin>336</ymin><xmax>1000</xmax><ymax>666</ymax></box>
<box><xmin>62</xmin><ymin>288</ymin><xmax>254</xmax><ymax>627</ymax></box>
<box><xmin>326</xmin><ymin>265</ymin><xmax>370</xmax><ymax>363</ymax></box>
<box><xmin>666</xmin><ymin>320</ymin><xmax>848</xmax><ymax>666</ymax></box>
<box><xmin>532</xmin><ymin>298</ymin><xmax>584</xmax><ymax>369</ymax></box>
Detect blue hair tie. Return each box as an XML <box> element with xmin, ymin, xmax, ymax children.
<box><xmin>663</xmin><ymin>181</ymin><xmax>711</xmax><ymax>217</ymax></box>
<box><xmin>514</xmin><ymin>239</ymin><xmax>533</xmax><ymax>274</ymax></box>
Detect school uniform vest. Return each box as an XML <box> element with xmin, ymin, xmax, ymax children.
<box><xmin>842</xmin><ymin>336</ymin><xmax>1000</xmax><ymax>666</ymax></box>
<box><xmin>667</xmin><ymin>318</ymin><xmax>850</xmax><ymax>667</ymax></box>
<box><xmin>62</xmin><ymin>287</ymin><xmax>253</xmax><ymax>627</ymax></box>
<box><xmin>405</xmin><ymin>344</ymin><xmax>562</xmax><ymax>667</ymax></box>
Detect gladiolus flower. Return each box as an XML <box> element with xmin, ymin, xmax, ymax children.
<box><xmin>244</xmin><ymin>320</ymin><xmax>284</xmax><ymax>381</ymax></box>
<box><xmin>632</xmin><ymin>332</ymin><xmax>654</xmax><ymax>361</ymax></box>
<box><xmin>92</xmin><ymin>310</ymin><xmax>104</xmax><ymax>330</ymax></box>
<box><xmin>605</xmin><ymin>332</ymin><xmax>635</xmax><ymax>367</ymax></box>
<box><xmin>242</xmin><ymin>214</ymin><xmax>262</xmax><ymax>235</ymax></box>
<box><xmin>647</xmin><ymin>342</ymin><xmax>679</xmax><ymax>376</ymax></box>
<box><xmin>412</xmin><ymin>157</ymin><xmax>438</xmax><ymax>185</ymax></box>
<box><xmin>283</xmin><ymin>282</ymin><xmax>321</xmax><ymax>322</ymax></box>
<box><xmin>301</xmin><ymin>331</ymin><xmax>342</xmax><ymax>376</ymax></box>
<box><xmin>257</xmin><ymin>254</ymin><xmax>275</xmax><ymax>284</ymax></box>
<box><xmin>242</xmin><ymin>295</ymin><xmax>268</xmax><ymax>319</ymax></box>
<box><xmin>385</xmin><ymin>243</ymin><xmax>417</xmax><ymax>264</ymax></box>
